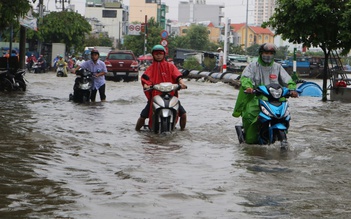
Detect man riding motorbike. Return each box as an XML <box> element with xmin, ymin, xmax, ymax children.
<box><xmin>232</xmin><ymin>43</ymin><xmax>298</xmax><ymax>144</ymax></box>
<box><xmin>135</xmin><ymin>45</ymin><xmax>187</xmax><ymax>131</ymax></box>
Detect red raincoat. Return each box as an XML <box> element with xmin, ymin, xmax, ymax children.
<box><xmin>141</xmin><ymin>60</ymin><xmax>183</xmax><ymax>101</ymax></box>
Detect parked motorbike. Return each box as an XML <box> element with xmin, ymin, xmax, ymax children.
<box><xmin>0</xmin><ymin>69</ymin><xmax>27</xmax><ymax>92</ymax></box>
<box><xmin>69</xmin><ymin>68</ymin><xmax>93</xmax><ymax>103</ymax></box>
<box><xmin>235</xmin><ymin>83</ymin><xmax>291</xmax><ymax>149</ymax></box>
<box><xmin>0</xmin><ymin>70</ymin><xmax>12</xmax><ymax>92</ymax></box>
<box><xmin>56</xmin><ymin>63</ymin><xmax>67</xmax><ymax>77</ymax></box>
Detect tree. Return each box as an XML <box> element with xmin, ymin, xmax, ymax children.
<box><xmin>246</xmin><ymin>44</ymin><xmax>260</xmax><ymax>56</ymax></box>
<box><xmin>123</xmin><ymin>17</ymin><xmax>164</xmax><ymax>56</ymax></box>
<box><xmin>184</xmin><ymin>24</ymin><xmax>210</xmax><ymax>51</ymax></box>
<box><xmin>263</xmin><ymin>0</ymin><xmax>351</xmax><ymax>101</ymax></box>
<box><xmin>0</xmin><ymin>0</ymin><xmax>34</xmax><ymax>30</ymax></box>
<box><xmin>33</xmin><ymin>11</ymin><xmax>91</xmax><ymax>53</ymax></box>
<box><xmin>85</xmin><ymin>35</ymin><xmax>113</xmax><ymax>48</ymax></box>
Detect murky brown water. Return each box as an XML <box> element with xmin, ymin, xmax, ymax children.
<box><xmin>1</xmin><ymin>72</ymin><xmax>350</xmax><ymax>218</ymax></box>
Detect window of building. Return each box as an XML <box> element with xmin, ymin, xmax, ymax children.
<box><xmin>182</xmin><ymin>29</ymin><xmax>188</xmax><ymax>34</ymax></box>
<box><xmin>102</xmin><ymin>10</ymin><xmax>117</xmax><ymax>18</ymax></box>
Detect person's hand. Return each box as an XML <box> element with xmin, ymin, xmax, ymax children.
<box><xmin>245</xmin><ymin>87</ymin><xmax>254</xmax><ymax>94</ymax></box>
<box><xmin>179</xmin><ymin>83</ymin><xmax>187</xmax><ymax>89</ymax></box>
<box><xmin>290</xmin><ymin>90</ymin><xmax>298</xmax><ymax>98</ymax></box>
<box><xmin>143</xmin><ymin>84</ymin><xmax>151</xmax><ymax>90</ymax></box>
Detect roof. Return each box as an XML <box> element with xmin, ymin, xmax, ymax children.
<box><xmin>250</xmin><ymin>26</ymin><xmax>274</xmax><ymax>35</ymax></box>
<box><xmin>231</xmin><ymin>23</ymin><xmax>274</xmax><ymax>35</ymax></box>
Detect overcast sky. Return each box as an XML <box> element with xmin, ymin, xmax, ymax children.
<box><xmin>124</xmin><ymin>0</ymin><xmax>255</xmax><ymax>24</ymax></box>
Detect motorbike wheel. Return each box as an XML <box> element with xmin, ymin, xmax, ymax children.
<box><xmin>82</xmin><ymin>93</ymin><xmax>90</xmax><ymax>103</ymax></box>
<box><xmin>235</xmin><ymin>125</ymin><xmax>245</xmax><ymax>144</ymax></box>
<box><xmin>16</xmin><ymin>80</ymin><xmax>26</xmax><ymax>91</ymax></box>
<box><xmin>0</xmin><ymin>78</ymin><xmax>13</xmax><ymax>92</ymax></box>
<box><xmin>160</xmin><ymin>117</ymin><xmax>170</xmax><ymax>133</ymax></box>
<box><xmin>277</xmin><ymin>130</ymin><xmax>288</xmax><ymax>149</ymax></box>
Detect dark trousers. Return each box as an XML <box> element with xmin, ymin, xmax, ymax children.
<box><xmin>90</xmin><ymin>84</ymin><xmax>106</xmax><ymax>102</ymax></box>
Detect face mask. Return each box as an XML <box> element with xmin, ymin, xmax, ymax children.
<box><xmin>261</xmin><ymin>54</ymin><xmax>274</xmax><ymax>64</ymax></box>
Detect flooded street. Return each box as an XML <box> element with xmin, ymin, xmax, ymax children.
<box><xmin>1</xmin><ymin>71</ymin><xmax>351</xmax><ymax>218</ymax></box>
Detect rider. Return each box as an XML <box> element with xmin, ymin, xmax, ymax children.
<box><xmin>73</xmin><ymin>49</ymin><xmax>107</xmax><ymax>102</ymax></box>
<box><xmin>56</xmin><ymin>55</ymin><xmax>68</xmax><ymax>76</ymax></box>
<box><xmin>135</xmin><ymin>44</ymin><xmax>188</xmax><ymax>131</ymax></box>
<box><xmin>232</xmin><ymin>43</ymin><xmax>298</xmax><ymax>144</ymax></box>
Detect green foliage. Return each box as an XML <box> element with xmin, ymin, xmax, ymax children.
<box><xmin>0</xmin><ymin>0</ymin><xmax>34</xmax><ymax>30</ymax></box>
<box><xmin>123</xmin><ymin>17</ymin><xmax>163</xmax><ymax>56</ymax></box>
<box><xmin>245</xmin><ymin>44</ymin><xmax>260</xmax><ymax>56</ymax></box>
<box><xmin>85</xmin><ymin>35</ymin><xmax>113</xmax><ymax>48</ymax></box>
<box><xmin>183</xmin><ymin>57</ymin><xmax>202</xmax><ymax>71</ymax></box>
<box><xmin>262</xmin><ymin>0</ymin><xmax>351</xmax><ymax>101</ymax></box>
<box><xmin>38</xmin><ymin>11</ymin><xmax>91</xmax><ymax>52</ymax></box>
<box><xmin>203</xmin><ymin>56</ymin><xmax>216</xmax><ymax>71</ymax></box>
<box><xmin>275</xmin><ymin>46</ymin><xmax>289</xmax><ymax>60</ymax></box>
<box><xmin>184</xmin><ymin>24</ymin><xmax>209</xmax><ymax>50</ymax></box>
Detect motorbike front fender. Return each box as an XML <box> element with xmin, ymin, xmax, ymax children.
<box><xmin>270</xmin><ymin>123</ymin><xmax>287</xmax><ymax>130</ymax></box>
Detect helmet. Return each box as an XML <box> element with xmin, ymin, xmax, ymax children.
<box><xmin>217</xmin><ymin>47</ymin><xmax>222</xmax><ymax>51</ymax></box>
<box><xmin>259</xmin><ymin>43</ymin><xmax>276</xmax><ymax>54</ymax></box>
<box><xmin>91</xmin><ymin>49</ymin><xmax>100</xmax><ymax>56</ymax></box>
<box><xmin>151</xmin><ymin>45</ymin><xmax>166</xmax><ymax>53</ymax></box>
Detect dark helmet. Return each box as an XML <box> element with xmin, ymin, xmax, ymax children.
<box><xmin>91</xmin><ymin>49</ymin><xmax>100</xmax><ymax>56</ymax></box>
<box><xmin>258</xmin><ymin>43</ymin><xmax>277</xmax><ymax>54</ymax></box>
<box><xmin>151</xmin><ymin>45</ymin><xmax>166</xmax><ymax>53</ymax></box>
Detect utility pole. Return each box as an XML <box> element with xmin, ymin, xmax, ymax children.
<box><xmin>245</xmin><ymin>0</ymin><xmax>248</xmax><ymax>50</ymax></box>
<box><xmin>144</xmin><ymin>15</ymin><xmax>148</xmax><ymax>56</ymax></box>
<box><xmin>37</xmin><ymin>0</ymin><xmax>44</xmax><ymax>55</ymax></box>
<box><xmin>223</xmin><ymin>18</ymin><xmax>231</xmax><ymax>73</ymax></box>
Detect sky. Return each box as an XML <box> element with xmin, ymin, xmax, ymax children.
<box><xmin>123</xmin><ymin>0</ymin><xmax>254</xmax><ymax>24</ymax></box>
<box><xmin>44</xmin><ymin>0</ymin><xmax>254</xmax><ymax>24</ymax></box>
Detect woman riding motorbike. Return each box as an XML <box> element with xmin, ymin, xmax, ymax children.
<box><xmin>232</xmin><ymin>43</ymin><xmax>298</xmax><ymax>144</ymax></box>
<box><xmin>135</xmin><ymin>45</ymin><xmax>187</xmax><ymax>131</ymax></box>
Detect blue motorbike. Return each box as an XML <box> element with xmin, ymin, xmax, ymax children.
<box><xmin>235</xmin><ymin>83</ymin><xmax>291</xmax><ymax>149</ymax></box>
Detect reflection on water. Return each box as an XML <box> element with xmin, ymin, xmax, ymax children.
<box><xmin>0</xmin><ymin>73</ymin><xmax>351</xmax><ymax>218</ymax></box>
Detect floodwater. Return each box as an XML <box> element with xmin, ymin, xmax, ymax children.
<box><xmin>0</xmin><ymin>71</ymin><xmax>350</xmax><ymax>219</ymax></box>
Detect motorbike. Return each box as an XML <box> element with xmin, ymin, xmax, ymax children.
<box><xmin>0</xmin><ymin>69</ymin><xmax>27</xmax><ymax>92</ymax></box>
<box><xmin>146</xmin><ymin>82</ymin><xmax>182</xmax><ymax>134</ymax></box>
<box><xmin>235</xmin><ymin>83</ymin><xmax>291</xmax><ymax>149</ymax></box>
<box><xmin>56</xmin><ymin>63</ymin><xmax>67</xmax><ymax>77</ymax></box>
<box><xmin>69</xmin><ymin>68</ymin><xmax>93</xmax><ymax>103</ymax></box>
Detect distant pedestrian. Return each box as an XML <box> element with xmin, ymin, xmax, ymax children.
<box><xmin>217</xmin><ymin>47</ymin><xmax>224</xmax><ymax>73</ymax></box>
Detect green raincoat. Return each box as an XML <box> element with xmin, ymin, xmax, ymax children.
<box><xmin>233</xmin><ymin>58</ymin><xmax>297</xmax><ymax>144</ymax></box>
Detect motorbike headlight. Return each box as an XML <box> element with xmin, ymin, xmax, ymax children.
<box><xmin>261</xmin><ymin>105</ymin><xmax>272</xmax><ymax>117</ymax></box>
<box><xmin>154</xmin><ymin>83</ymin><xmax>175</xmax><ymax>92</ymax></box>
<box><xmin>269</xmin><ymin>87</ymin><xmax>282</xmax><ymax>99</ymax></box>
<box><xmin>80</xmin><ymin>83</ymin><xmax>90</xmax><ymax>90</ymax></box>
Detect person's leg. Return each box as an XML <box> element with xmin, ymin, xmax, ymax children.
<box><xmin>99</xmin><ymin>84</ymin><xmax>106</xmax><ymax>101</ymax></box>
<box><xmin>90</xmin><ymin>89</ymin><xmax>97</xmax><ymax>102</ymax></box>
<box><xmin>135</xmin><ymin>102</ymin><xmax>150</xmax><ymax>131</ymax></box>
<box><xmin>241</xmin><ymin>98</ymin><xmax>260</xmax><ymax>144</ymax></box>
<box><xmin>179</xmin><ymin>102</ymin><xmax>187</xmax><ymax>131</ymax></box>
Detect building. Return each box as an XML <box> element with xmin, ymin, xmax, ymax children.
<box><xmin>85</xmin><ymin>2</ymin><xmax>127</xmax><ymax>48</ymax></box>
<box><xmin>178</xmin><ymin>21</ymin><xmax>221</xmax><ymax>43</ymax></box>
<box><xmin>253</xmin><ymin>0</ymin><xmax>276</xmax><ymax>26</ymax></box>
<box><xmin>231</xmin><ymin>23</ymin><xmax>274</xmax><ymax>49</ymax></box>
<box><xmin>129</xmin><ymin>0</ymin><xmax>167</xmax><ymax>29</ymax></box>
<box><xmin>178</xmin><ymin>0</ymin><xmax>224</xmax><ymax>27</ymax></box>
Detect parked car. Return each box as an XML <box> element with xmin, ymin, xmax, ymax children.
<box><xmin>104</xmin><ymin>50</ymin><xmax>139</xmax><ymax>81</ymax></box>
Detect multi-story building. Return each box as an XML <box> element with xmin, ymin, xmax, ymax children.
<box><xmin>178</xmin><ymin>0</ymin><xmax>224</xmax><ymax>27</ymax></box>
<box><xmin>85</xmin><ymin>1</ymin><xmax>127</xmax><ymax>48</ymax></box>
<box><xmin>129</xmin><ymin>0</ymin><xmax>167</xmax><ymax>29</ymax></box>
<box><xmin>253</xmin><ymin>0</ymin><xmax>276</xmax><ymax>26</ymax></box>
